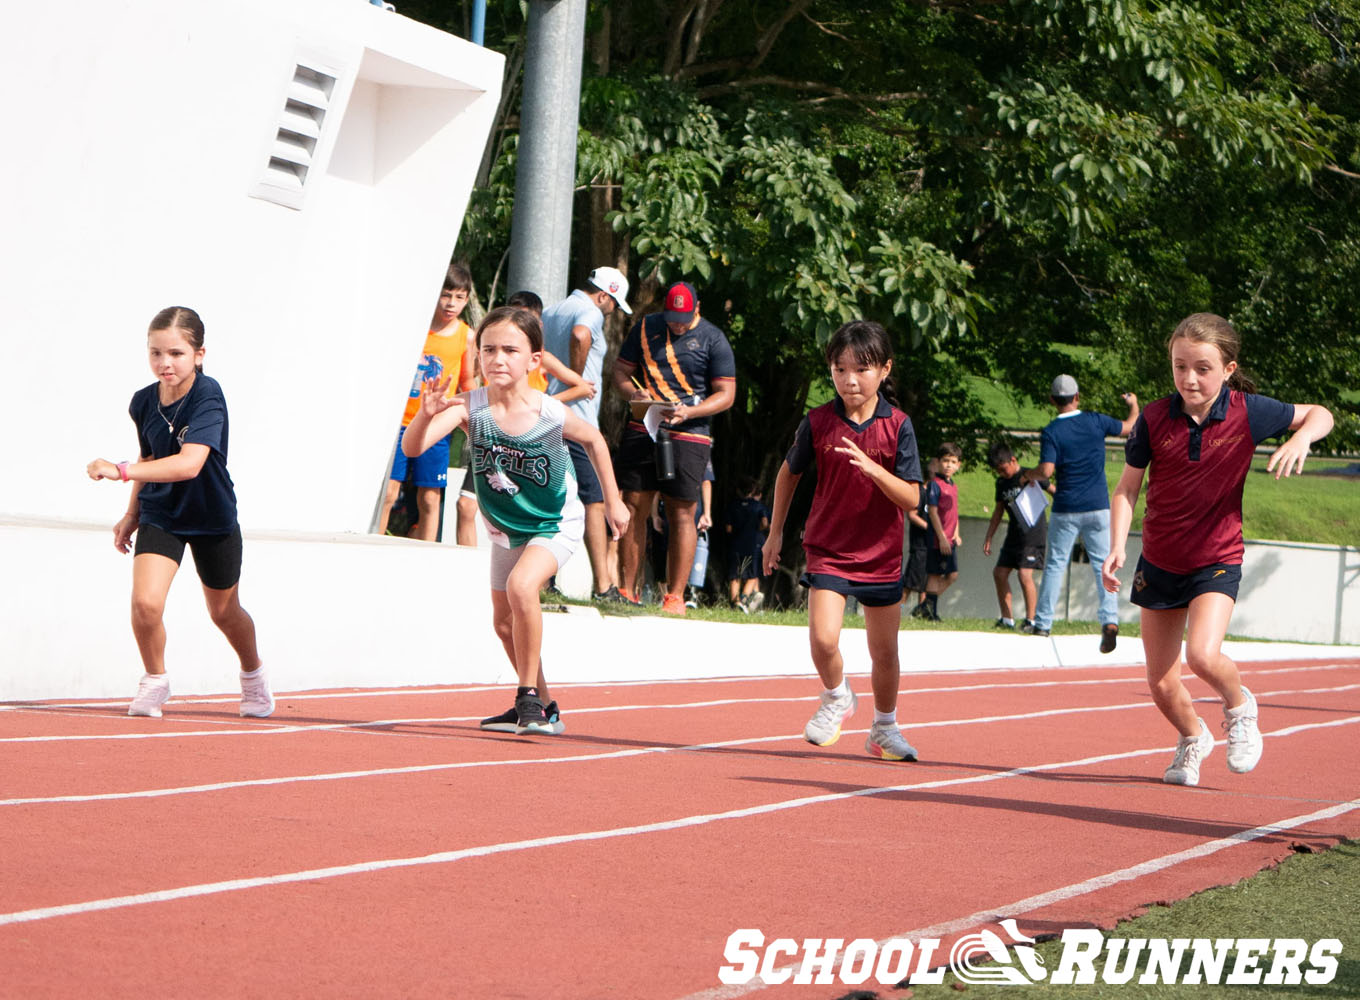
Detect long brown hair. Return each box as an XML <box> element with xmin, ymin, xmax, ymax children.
<box><xmin>148</xmin><ymin>306</ymin><xmax>205</xmax><ymax>373</ymax></box>
<box><xmin>1167</xmin><ymin>313</ymin><xmax>1256</xmax><ymax>393</ymax></box>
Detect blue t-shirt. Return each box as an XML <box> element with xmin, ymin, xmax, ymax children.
<box><xmin>1039</xmin><ymin>409</ymin><xmax>1123</xmax><ymax>513</ymax></box>
<box><xmin>129</xmin><ymin>374</ymin><xmax>237</xmax><ymax>535</ymax></box>
<box><xmin>542</xmin><ymin>289</ymin><xmax>606</xmax><ymax>427</ymax></box>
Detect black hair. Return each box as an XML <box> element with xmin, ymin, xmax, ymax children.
<box><xmin>506</xmin><ymin>290</ymin><xmax>543</xmax><ymax>315</ymax></box>
<box><xmin>825</xmin><ymin>319</ymin><xmax>899</xmax><ymax>407</ymax></box>
<box><xmin>738</xmin><ymin>475</ymin><xmax>761</xmax><ymax>497</ymax></box>
<box><xmin>987</xmin><ymin>442</ymin><xmax>1015</xmax><ymax>468</ymax></box>
<box><xmin>476</xmin><ymin>305</ymin><xmax>543</xmax><ymax>353</ymax></box>
<box><xmin>937</xmin><ymin>441</ymin><xmax>962</xmax><ymax>460</ymax></box>
<box><xmin>443</xmin><ymin>262</ymin><xmax>473</xmax><ymax>294</ymax></box>
<box><xmin>148</xmin><ymin>306</ymin><xmax>205</xmax><ymax>373</ymax></box>
<box><xmin>1051</xmin><ymin>394</ymin><xmax>1076</xmax><ymax>408</ymax></box>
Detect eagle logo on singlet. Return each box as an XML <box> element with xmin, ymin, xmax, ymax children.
<box><xmin>484</xmin><ymin>467</ymin><xmax>519</xmax><ymax>495</ymax></box>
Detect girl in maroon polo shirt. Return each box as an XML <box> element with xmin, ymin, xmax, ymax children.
<box><xmin>762</xmin><ymin>321</ymin><xmax>924</xmax><ymax>761</ymax></box>
<box><xmin>1102</xmin><ymin>313</ymin><xmax>1333</xmax><ymax>787</ymax></box>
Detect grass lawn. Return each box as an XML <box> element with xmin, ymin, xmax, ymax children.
<box><xmin>952</xmin><ymin>451</ymin><xmax>1355</xmax><ymax>548</ymax></box>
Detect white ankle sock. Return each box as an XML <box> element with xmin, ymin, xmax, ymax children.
<box><xmin>874</xmin><ymin>709</ymin><xmax>897</xmax><ymax>726</ymax></box>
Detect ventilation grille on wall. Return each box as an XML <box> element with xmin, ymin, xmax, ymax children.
<box><xmin>254</xmin><ymin>64</ymin><xmax>337</xmax><ymax>209</ymax></box>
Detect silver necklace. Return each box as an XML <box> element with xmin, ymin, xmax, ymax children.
<box><xmin>157</xmin><ymin>392</ymin><xmax>189</xmax><ymax>435</ymax></box>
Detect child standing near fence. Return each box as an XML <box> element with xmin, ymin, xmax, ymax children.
<box><xmin>402</xmin><ymin>306</ymin><xmax>629</xmax><ymax>734</ymax></box>
<box><xmin>1102</xmin><ymin>313</ymin><xmax>1332</xmax><ymax>786</ymax></box>
<box><xmin>762</xmin><ymin>320</ymin><xmax>923</xmax><ymax>761</ymax></box>
<box><xmin>86</xmin><ymin>306</ymin><xmax>273</xmax><ymax>719</ymax></box>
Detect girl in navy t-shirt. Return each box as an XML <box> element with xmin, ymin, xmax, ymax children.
<box><xmin>86</xmin><ymin>307</ymin><xmax>273</xmax><ymax>720</ymax></box>
<box><xmin>1102</xmin><ymin>313</ymin><xmax>1333</xmax><ymax>787</ymax></box>
<box><xmin>762</xmin><ymin>320</ymin><xmax>923</xmax><ymax>762</ymax></box>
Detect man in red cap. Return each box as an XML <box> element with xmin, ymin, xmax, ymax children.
<box><xmin>611</xmin><ymin>281</ymin><xmax>736</xmax><ymax>614</ymax></box>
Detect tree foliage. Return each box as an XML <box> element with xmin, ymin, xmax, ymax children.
<box><xmin>399</xmin><ymin>0</ymin><xmax>1359</xmax><ymax>571</ymax></box>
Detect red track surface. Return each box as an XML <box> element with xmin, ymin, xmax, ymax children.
<box><xmin>3</xmin><ymin>657</ymin><xmax>1358</xmax><ymax>999</ymax></box>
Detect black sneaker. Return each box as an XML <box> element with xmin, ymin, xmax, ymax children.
<box><xmin>1100</xmin><ymin>623</ymin><xmax>1119</xmax><ymax>654</ymax></box>
<box><xmin>1021</xmin><ymin>619</ymin><xmax>1034</xmax><ymax>632</ymax></box>
<box><xmin>594</xmin><ymin>585</ymin><xmax>626</xmax><ymax>604</ymax></box>
<box><xmin>1027</xmin><ymin>625</ymin><xmax>1051</xmax><ymax>637</ymax></box>
<box><xmin>480</xmin><ymin>705</ymin><xmax>519</xmax><ymax>733</ymax></box>
<box><xmin>909</xmin><ymin>603</ymin><xmax>929</xmax><ymax>619</ymax></box>
<box><xmin>515</xmin><ymin>693</ymin><xmax>552</xmax><ymax>734</ymax></box>
<box><xmin>994</xmin><ymin>618</ymin><xmax>1015</xmax><ymax>629</ymax></box>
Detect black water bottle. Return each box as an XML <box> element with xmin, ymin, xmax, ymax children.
<box><xmin>655</xmin><ymin>427</ymin><xmax>676</xmax><ymax>481</ymax></box>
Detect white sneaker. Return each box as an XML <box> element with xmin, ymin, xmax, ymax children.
<box><xmin>128</xmin><ymin>673</ymin><xmax>170</xmax><ymax>718</ymax></box>
<box><xmin>1223</xmin><ymin>687</ymin><xmax>1262</xmax><ymax>773</ymax></box>
<box><xmin>1163</xmin><ymin>718</ymin><xmax>1213</xmax><ymax>786</ymax></box>
<box><xmin>865</xmin><ymin>722</ymin><xmax>918</xmax><ymax>762</ymax></box>
<box><xmin>804</xmin><ymin>684</ymin><xmax>857</xmax><ymax>746</ymax></box>
<box><xmin>239</xmin><ymin>666</ymin><xmax>275</xmax><ymax>718</ymax></box>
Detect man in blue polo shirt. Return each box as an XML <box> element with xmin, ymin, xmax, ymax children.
<box><xmin>542</xmin><ymin>265</ymin><xmax>632</xmax><ymax>603</ymax></box>
<box><xmin>1022</xmin><ymin>374</ymin><xmax>1138</xmax><ymax>651</ymax></box>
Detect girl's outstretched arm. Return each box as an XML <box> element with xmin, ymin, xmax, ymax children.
<box><xmin>88</xmin><ymin>444</ymin><xmax>212</xmax><ymax>485</ymax></box>
<box><xmin>833</xmin><ymin>436</ymin><xmax>920</xmax><ymax>512</ymax></box>
<box><xmin>1102</xmin><ymin>463</ymin><xmax>1146</xmax><ymax>592</ymax></box>
<box><xmin>402</xmin><ymin>374</ymin><xmax>467</xmax><ymax>458</ymax></box>
<box><xmin>761</xmin><ymin>461</ymin><xmax>801</xmax><ymax>577</ymax></box>
<box><xmin>1268</xmin><ymin>404</ymin><xmax>1334</xmax><ymax>479</ymax></box>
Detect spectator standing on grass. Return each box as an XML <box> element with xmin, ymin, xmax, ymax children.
<box><xmin>982</xmin><ymin>442</ymin><xmax>1054</xmax><ymax>630</ymax></box>
<box><xmin>613</xmin><ymin>281</ymin><xmax>735</xmax><ymax>615</ymax></box>
<box><xmin>903</xmin><ymin>457</ymin><xmax>935</xmax><ymax>617</ymax></box>
<box><xmin>1022</xmin><ymin>375</ymin><xmax>1138</xmax><ymax>651</ymax></box>
<box><xmin>921</xmin><ymin>442</ymin><xmax>962</xmax><ymax>621</ymax></box>
<box><xmin>541</xmin><ymin>267</ymin><xmax>632</xmax><ymax>602</ymax></box>
<box><xmin>1102</xmin><ymin>312</ymin><xmax>1331</xmax><ymax>786</ymax></box>
<box><xmin>725</xmin><ymin>476</ymin><xmax>769</xmax><ymax>611</ymax></box>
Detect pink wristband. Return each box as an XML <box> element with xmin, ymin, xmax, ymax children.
<box><xmin>117</xmin><ymin>462</ymin><xmax>130</xmax><ymax>482</ymax></box>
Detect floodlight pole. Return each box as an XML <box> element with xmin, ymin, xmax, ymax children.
<box><xmin>506</xmin><ymin>0</ymin><xmax>587</xmax><ymax>303</ymax></box>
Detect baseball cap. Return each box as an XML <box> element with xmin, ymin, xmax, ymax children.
<box><xmin>663</xmin><ymin>281</ymin><xmax>697</xmax><ymax>324</ymax></box>
<box><xmin>588</xmin><ymin>266</ymin><xmax>632</xmax><ymax>315</ymax></box>
<box><xmin>1051</xmin><ymin>374</ymin><xmax>1079</xmax><ymax>397</ymax></box>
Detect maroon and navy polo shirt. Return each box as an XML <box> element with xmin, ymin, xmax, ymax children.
<box><xmin>1126</xmin><ymin>387</ymin><xmax>1293</xmax><ymax>574</ymax></box>
<box><xmin>786</xmin><ymin>395</ymin><xmax>922</xmax><ymax>582</ymax></box>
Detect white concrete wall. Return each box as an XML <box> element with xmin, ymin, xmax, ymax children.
<box><xmin>0</xmin><ymin>0</ymin><xmax>503</xmax><ymax>533</ymax></box>
<box><xmin>3</xmin><ymin>516</ymin><xmax>1349</xmax><ymax>703</ymax></box>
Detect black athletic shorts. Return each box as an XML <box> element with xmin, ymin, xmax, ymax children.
<box><xmin>566</xmin><ymin>440</ymin><xmax>604</xmax><ymax>504</ymax></box>
<box><xmin>801</xmin><ymin>572</ymin><xmax>903</xmax><ymax>608</ymax></box>
<box><xmin>1130</xmin><ymin>555</ymin><xmax>1242</xmax><ymax>610</ymax></box>
<box><xmin>901</xmin><ymin>543</ymin><xmax>928</xmax><ymax>592</ymax></box>
<box><xmin>614</xmin><ymin>427</ymin><xmax>709</xmax><ymax>502</ymax></box>
<box><xmin>996</xmin><ymin>541</ymin><xmax>1045</xmax><ymax>572</ymax></box>
<box><xmin>135</xmin><ymin>523</ymin><xmax>243</xmax><ymax>590</ymax></box>
<box><xmin>926</xmin><ymin>547</ymin><xmax>958</xmax><ymax>576</ymax></box>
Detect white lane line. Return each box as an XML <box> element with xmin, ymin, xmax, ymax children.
<box><xmin>3</xmin><ymin>660</ymin><xmax>1352</xmax><ymax>713</ymax></box>
<box><xmin>677</xmin><ymin>794</ymin><xmax>1360</xmax><ymax>1000</ymax></box>
<box><xmin>2</xmin><ymin>717</ymin><xmax>1356</xmax><ymax>929</ymax></box>
<box><xmin>0</xmin><ymin>693</ymin><xmax>1354</xmax><ymax>809</ymax></box>
<box><xmin>3</xmin><ymin>677</ymin><xmax>1357</xmax><ymax>747</ymax></box>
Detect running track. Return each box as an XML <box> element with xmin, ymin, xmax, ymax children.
<box><xmin>3</xmin><ymin>657</ymin><xmax>1358</xmax><ymax>999</ymax></box>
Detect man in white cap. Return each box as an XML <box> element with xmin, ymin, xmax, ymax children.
<box><xmin>541</xmin><ymin>266</ymin><xmax>632</xmax><ymax>602</ymax></box>
<box><xmin>1022</xmin><ymin>374</ymin><xmax>1139</xmax><ymax>651</ymax></box>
